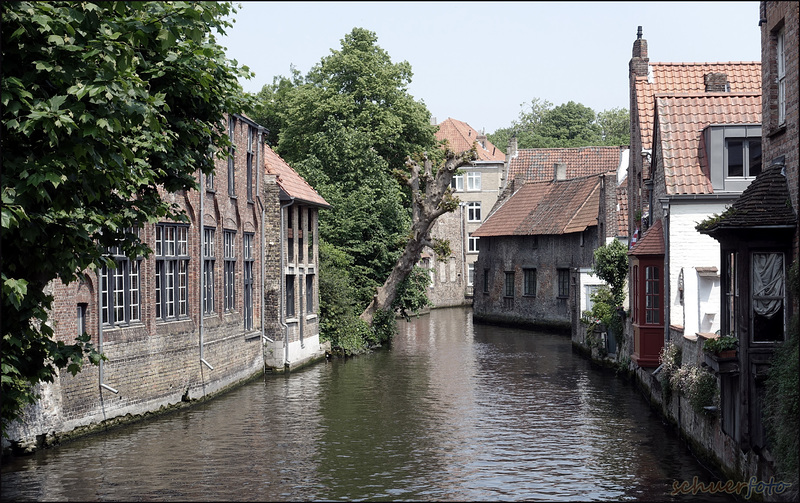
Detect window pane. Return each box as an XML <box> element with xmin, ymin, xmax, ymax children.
<box><xmin>748</xmin><ymin>140</ymin><xmax>762</xmax><ymax>177</ymax></box>
<box><xmin>727</xmin><ymin>140</ymin><xmax>744</xmax><ymax>177</ymax></box>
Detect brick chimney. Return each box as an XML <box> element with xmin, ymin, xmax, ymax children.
<box><xmin>630</xmin><ymin>26</ymin><xmax>649</xmax><ymax>78</ymax></box>
<box><xmin>476</xmin><ymin>133</ymin><xmax>487</xmax><ymax>149</ymax></box>
<box><xmin>704</xmin><ymin>72</ymin><xmax>729</xmax><ymax>92</ymax></box>
<box><xmin>554</xmin><ymin>162</ymin><xmax>567</xmax><ymax>181</ymax></box>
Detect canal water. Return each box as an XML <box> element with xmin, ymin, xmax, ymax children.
<box><xmin>1</xmin><ymin>307</ymin><xmax>736</xmax><ymax>502</ymax></box>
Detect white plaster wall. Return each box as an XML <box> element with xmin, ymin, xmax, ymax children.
<box><xmin>668</xmin><ymin>203</ymin><xmax>727</xmax><ymax>335</ymax></box>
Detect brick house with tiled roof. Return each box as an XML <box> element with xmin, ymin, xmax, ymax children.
<box><xmin>472</xmin><ymin>167</ymin><xmax>618</xmax><ymax>332</ymax></box>
<box><xmin>262</xmin><ymin>144</ymin><xmax>330</xmax><ymax>371</ymax></box>
<box><xmin>424</xmin><ymin>118</ymin><xmax>506</xmax><ymax>307</ymax></box>
<box><xmin>695</xmin><ymin>1</ymin><xmax>798</xmax><ymax>480</ymax></box>
<box><xmin>5</xmin><ymin>113</ymin><xmax>331</xmax><ymax>449</ymax></box>
<box><xmin>625</xmin><ymin>26</ymin><xmax>763</xmax><ymax>370</ymax></box>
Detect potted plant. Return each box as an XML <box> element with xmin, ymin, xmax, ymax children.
<box><xmin>703</xmin><ymin>335</ymin><xmax>738</xmax><ymax>360</ymax></box>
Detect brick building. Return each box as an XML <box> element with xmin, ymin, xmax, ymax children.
<box><xmin>3</xmin><ymin>113</ymin><xmax>329</xmax><ymax>452</ymax></box>
<box><xmin>471</xmin><ymin>145</ymin><xmax>623</xmax><ymax>332</ymax></box>
<box><xmin>425</xmin><ymin>118</ymin><xmax>506</xmax><ymax>307</ymax></box>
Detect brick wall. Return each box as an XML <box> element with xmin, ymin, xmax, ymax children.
<box><xmin>761</xmin><ymin>1</ymin><xmax>799</xmax><ymax>266</ymax></box>
<box><xmin>4</xmin><ymin>114</ymin><xmax>272</xmax><ymax>451</ymax></box>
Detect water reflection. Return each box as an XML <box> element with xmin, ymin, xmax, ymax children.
<box><xmin>1</xmin><ymin>307</ymin><xmax>733</xmax><ymax>501</ymax></box>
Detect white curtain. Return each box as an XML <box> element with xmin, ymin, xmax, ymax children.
<box><xmin>752</xmin><ymin>253</ymin><xmax>783</xmax><ymax>318</ymax></box>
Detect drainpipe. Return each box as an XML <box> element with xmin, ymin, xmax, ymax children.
<box><xmin>256</xmin><ymin>127</ymin><xmax>273</xmax><ymax>344</ymax></box>
<box><xmin>460</xmin><ymin>202</ymin><xmax>467</xmax><ymax>298</ymax></box>
<box><xmin>660</xmin><ymin>198</ymin><xmax>670</xmax><ymax>344</ymax></box>
<box><xmin>199</xmin><ymin>170</ymin><xmax>213</xmax><ymax>371</ymax></box>
<box><xmin>97</xmin><ymin>270</ymin><xmax>118</xmax><ymax>394</ymax></box>
<box><xmin>279</xmin><ymin>199</ymin><xmax>294</xmax><ymax>367</ymax></box>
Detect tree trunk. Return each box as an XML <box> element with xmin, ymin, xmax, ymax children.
<box><xmin>360</xmin><ymin>147</ymin><xmax>477</xmax><ymax>325</ymax></box>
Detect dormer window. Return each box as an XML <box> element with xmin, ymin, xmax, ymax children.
<box><xmin>725</xmin><ymin>138</ymin><xmax>762</xmax><ymax>178</ymax></box>
<box><xmin>706</xmin><ymin>124</ymin><xmax>762</xmax><ymax>192</ymax></box>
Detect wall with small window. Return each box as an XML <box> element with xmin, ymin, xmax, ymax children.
<box><xmin>472</xmin><ymin>229</ymin><xmax>598</xmax><ymax>332</ymax></box>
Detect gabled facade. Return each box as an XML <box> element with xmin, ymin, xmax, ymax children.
<box><xmin>262</xmin><ymin>145</ymin><xmax>331</xmax><ymax>371</ymax></box>
<box><xmin>425</xmin><ymin>118</ymin><xmax>505</xmax><ymax>306</ymax></box>
<box><xmin>626</xmin><ymin>27</ymin><xmax>762</xmax><ymax>368</ymax></box>
<box><xmin>472</xmin><ymin>147</ymin><xmax>620</xmax><ymax>332</ymax></box>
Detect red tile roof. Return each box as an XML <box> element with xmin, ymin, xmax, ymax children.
<box><xmin>634</xmin><ymin>62</ymin><xmax>761</xmax><ymax>157</ymax></box>
<box><xmin>264</xmin><ymin>145</ymin><xmax>330</xmax><ymax>208</ymax></box>
<box><xmin>656</xmin><ymin>93</ymin><xmax>761</xmax><ymax>195</ymax></box>
<box><xmin>435</xmin><ymin>118</ymin><xmax>505</xmax><ymax>161</ymax></box>
<box><xmin>508</xmin><ymin>146</ymin><xmax>624</xmax><ymax>183</ymax></box>
<box><xmin>472</xmin><ymin>175</ymin><xmax>602</xmax><ymax>237</ymax></box>
<box><xmin>628</xmin><ymin>219</ymin><xmax>664</xmax><ymax>256</ymax></box>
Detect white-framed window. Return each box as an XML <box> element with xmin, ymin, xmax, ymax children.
<box><xmin>466</xmin><ymin>172</ymin><xmax>481</xmax><ymax>191</ymax></box>
<box><xmin>468</xmin><ymin>234</ymin><xmax>479</xmax><ymax>253</ymax></box>
<box><xmin>203</xmin><ymin>228</ymin><xmax>215</xmax><ymax>315</ymax></box>
<box><xmin>155</xmin><ymin>223</ymin><xmax>189</xmax><ymax>320</ymax></box>
<box><xmin>467</xmin><ymin>263</ymin><xmax>474</xmax><ymax>287</ymax></box>
<box><xmin>467</xmin><ymin>201</ymin><xmax>481</xmax><ymax>222</ymax></box>
<box><xmin>777</xmin><ymin>27</ymin><xmax>786</xmax><ymax>125</ymax></box>
<box><xmin>101</xmin><ymin>232</ymin><xmax>141</xmax><ymax>327</ymax></box>
<box><xmin>243</xmin><ymin>233</ymin><xmax>254</xmax><ymax>330</ymax></box>
<box><xmin>223</xmin><ymin>230</ymin><xmax>236</xmax><ymax>312</ymax></box>
<box><xmin>451</xmin><ymin>174</ymin><xmax>464</xmax><ymax>192</ymax></box>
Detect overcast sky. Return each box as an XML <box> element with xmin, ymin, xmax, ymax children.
<box><xmin>219</xmin><ymin>1</ymin><xmax>762</xmax><ymax>134</ymax></box>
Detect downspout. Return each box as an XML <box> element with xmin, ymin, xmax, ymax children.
<box><xmin>460</xmin><ymin>202</ymin><xmax>467</xmax><ymax>298</ymax></box>
<box><xmin>97</xmin><ymin>270</ymin><xmax>119</xmax><ymax>394</ymax></box>
<box><xmin>660</xmin><ymin>198</ymin><xmax>670</xmax><ymax>344</ymax></box>
<box><xmin>256</xmin><ymin>127</ymin><xmax>273</xmax><ymax>344</ymax></box>
<box><xmin>199</xmin><ymin>170</ymin><xmax>213</xmax><ymax>371</ymax></box>
<box><xmin>279</xmin><ymin>199</ymin><xmax>294</xmax><ymax>367</ymax></box>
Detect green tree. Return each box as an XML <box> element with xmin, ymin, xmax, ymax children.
<box><xmin>488</xmin><ymin>98</ymin><xmax>629</xmax><ymax>149</ymax></box>
<box><xmin>597</xmin><ymin>107</ymin><xmax>630</xmax><ymax>146</ymax></box>
<box><xmin>254</xmin><ymin>28</ymin><xmax>440</xmax><ymax>346</ymax></box>
<box><xmin>583</xmin><ymin>239</ymin><xmax>629</xmax><ymax>346</ymax></box>
<box><xmin>537</xmin><ymin>101</ymin><xmax>602</xmax><ymax>147</ymax></box>
<box><xmin>1</xmin><ymin>1</ymin><xmax>252</xmax><ymax>437</ymax></box>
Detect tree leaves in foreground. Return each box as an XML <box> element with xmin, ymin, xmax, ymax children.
<box><xmin>1</xmin><ymin>1</ymin><xmax>252</xmax><ymax>437</ymax></box>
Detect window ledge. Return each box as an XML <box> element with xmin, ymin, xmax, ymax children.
<box><xmin>286</xmin><ymin>318</ymin><xmax>299</xmax><ymax>324</ymax></box>
<box><xmin>767</xmin><ymin>124</ymin><xmax>787</xmax><ymax>138</ymax></box>
<box><xmin>206</xmin><ymin>188</ymin><xmax>216</xmax><ymax>194</ymax></box>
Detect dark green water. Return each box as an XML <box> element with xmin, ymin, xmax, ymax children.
<box><xmin>1</xmin><ymin>307</ymin><xmax>736</xmax><ymax>501</ymax></box>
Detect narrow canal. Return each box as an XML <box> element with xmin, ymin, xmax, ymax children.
<box><xmin>1</xmin><ymin>307</ymin><xmax>736</xmax><ymax>502</ymax></box>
